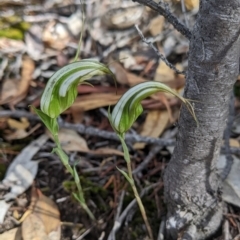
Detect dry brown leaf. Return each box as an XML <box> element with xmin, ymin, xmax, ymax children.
<box><xmin>22</xmin><ymin>214</ymin><xmax>49</xmax><ymax>240</ymax></box>
<box><xmin>0</xmin><ymin>227</ymin><xmax>22</xmax><ymax>240</ymax></box>
<box><xmin>154</xmin><ymin>61</ymin><xmax>175</xmax><ymax>83</ymax></box>
<box><xmin>72</xmin><ymin>93</ymin><xmax>121</xmax><ymax>112</ymax></box>
<box><xmin>91</xmin><ymin>147</ymin><xmax>124</xmax><ymax>156</ymax></box>
<box><xmin>0</xmin><ymin>38</ymin><xmax>25</xmax><ymax>53</ymax></box>
<box><xmin>23</xmin><ymin>188</ymin><xmax>61</xmax><ymax>240</ymax></box>
<box><xmin>153</xmin><ymin>62</ymin><xmax>185</xmax><ymax>101</ymax></box>
<box><xmin>49</xmin><ymin>128</ymin><xmax>126</xmax><ymax>155</ymax></box>
<box><xmin>49</xmin><ymin>128</ymin><xmax>125</xmax><ymax>155</ymax></box>
<box><xmin>48</xmin><ymin>227</ymin><xmax>61</xmax><ymax>240</ymax></box>
<box><xmin>0</xmin><ymin>117</ymin><xmax>8</xmax><ymax>130</ymax></box>
<box><xmin>119</xmin><ymin>51</ymin><xmax>137</xmax><ymax>70</ymax></box>
<box><xmin>48</xmin><ymin>128</ymin><xmax>90</xmax><ymax>153</ymax></box>
<box><xmin>142</xmin><ymin>59</ymin><xmax>157</xmax><ymax>76</ymax></box>
<box><xmin>18</xmin><ymin>209</ymin><xmax>31</xmax><ymax>223</ymax></box>
<box><xmin>42</xmin><ymin>21</ymin><xmax>71</xmax><ymax>50</ymax></box>
<box><xmin>5</xmin><ymin>124</ymin><xmax>41</xmax><ymax>141</ymax></box>
<box><xmin>12</xmin><ymin>57</ymin><xmax>35</xmax><ymax>105</ymax></box>
<box><xmin>173</xmin><ymin>0</ymin><xmax>199</xmax><ymax>10</ymax></box>
<box><xmin>69</xmin><ymin>106</ymin><xmax>84</xmax><ymax>124</ymax></box>
<box><xmin>0</xmin><ymin>79</ymin><xmax>19</xmax><ymax>104</ymax></box>
<box><xmin>151</xmin><ymin>92</ymin><xmax>173</xmax><ymax>121</ymax></box>
<box><xmin>230</xmin><ymin>138</ymin><xmax>240</xmax><ymax>148</ymax></box>
<box><xmin>77</xmin><ymin>85</ymin><xmax>121</xmax><ymax>94</ymax></box>
<box><xmin>0</xmin><ymin>57</ymin><xmax>34</xmax><ymax>106</ymax></box>
<box><xmin>5</xmin><ymin>130</ymin><xmax>29</xmax><ymax>141</ymax></box>
<box><xmin>134</xmin><ymin>110</ymin><xmax>170</xmax><ymax>149</ymax></box>
<box><xmin>109</xmin><ymin>61</ymin><xmax>129</xmax><ymax>85</ymax></box>
<box><xmin>102</xmin><ymin>5</ymin><xmax>144</xmax><ymax>29</ymax></box>
<box><xmin>126</xmin><ymin>72</ymin><xmax>145</xmax><ymax>86</ymax></box>
<box><xmin>7</xmin><ymin>118</ymin><xmax>30</xmax><ymax>130</ymax></box>
<box><xmin>184</xmin><ymin>0</ymin><xmax>199</xmax><ymax>10</ymax></box>
<box><xmin>31</xmin><ymin>189</ymin><xmax>60</xmax><ymax>235</ymax></box>
<box><xmin>22</xmin><ymin>216</ymin><xmax>60</xmax><ymax>240</ymax></box>
<box><xmin>149</xmin><ymin>16</ymin><xmax>165</xmax><ymax>36</ymax></box>
<box><xmin>167</xmin><ymin>75</ymin><xmax>186</xmax><ymax>90</ymax></box>
<box><xmin>142</xmin><ymin>110</ymin><xmax>170</xmax><ymax>137</ymax></box>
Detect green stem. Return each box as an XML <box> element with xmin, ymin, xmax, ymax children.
<box><xmin>54</xmin><ymin>135</ymin><xmax>95</xmax><ymax>220</ymax></box>
<box><xmin>73</xmin><ymin>0</ymin><xmax>85</xmax><ymax>62</ymax></box>
<box><xmin>81</xmin><ymin>202</ymin><xmax>95</xmax><ymax>221</ymax></box>
<box><xmin>54</xmin><ymin>146</ymin><xmax>73</xmax><ymax>175</ymax></box>
<box><xmin>73</xmin><ymin>165</ymin><xmax>96</xmax><ymax>221</ymax></box>
<box><xmin>118</xmin><ymin>135</ymin><xmax>154</xmax><ymax>240</ymax></box>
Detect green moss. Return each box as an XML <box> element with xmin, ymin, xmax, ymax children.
<box><xmin>0</xmin><ymin>16</ymin><xmax>30</xmax><ymax>40</ymax></box>
<box><xmin>62</xmin><ymin>175</ymin><xmax>108</xmax><ymax>211</ymax></box>
<box><xmin>0</xmin><ymin>28</ymin><xmax>23</xmax><ymax>40</ymax></box>
<box><xmin>80</xmin><ymin>176</ymin><xmax>107</xmax><ymax>196</ymax></box>
<box><xmin>62</xmin><ymin>180</ymin><xmax>77</xmax><ymax>193</ymax></box>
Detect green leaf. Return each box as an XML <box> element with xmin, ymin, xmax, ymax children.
<box><xmin>52</xmin><ymin>147</ymin><xmax>75</xmax><ymax>176</ymax></box>
<box><xmin>40</xmin><ymin>59</ymin><xmax>115</xmax><ymax>118</ymax></box>
<box><xmin>109</xmin><ymin>81</ymin><xmax>197</xmax><ymax>134</ymax></box>
<box><xmin>31</xmin><ymin>106</ymin><xmax>59</xmax><ymax>136</ymax></box>
<box><xmin>73</xmin><ymin>166</ymin><xmax>80</xmax><ymax>186</ymax></box>
<box><xmin>116</xmin><ymin>167</ymin><xmax>133</xmax><ymax>184</ymax></box>
<box><xmin>72</xmin><ymin>192</ymin><xmax>82</xmax><ymax>203</ymax></box>
<box><xmin>118</xmin><ymin>134</ymin><xmax>130</xmax><ymax>163</ymax></box>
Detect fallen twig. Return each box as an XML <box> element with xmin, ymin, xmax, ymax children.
<box><xmin>157</xmin><ymin>216</ymin><xmax>166</xmax><ymax>240</ymax></box>
<box><xmin>0</xmin><ymin>110</ymin><xmax>39</xmax><ymax>120</ymax></box>
<box><xmin>133</xmin><ymin>129</ymin><xmax>178</xmax><ymax>175</ymax></box>
<box><xmin>61</xmin><ymin>121</ymin><xmax>175</xmax><ymax>146</ymax></box>
<box><xmin>180</xmin><ymin>0</ymin><xmax>189</xmax><ymax>28</ymax></box>
<box><xmin>133</xmin><ymin>0</ymin><xmax>191</xmax><ymax>39</ymax></box>
<box><xmin>107</xmin><ymin>183</ymin><xmax>158</xmax><ymax>240</ymax></box>
<box><xmin>107</xmin><ymin>190</ymin><xmax>125</xmax><ymax>240</ymax></box>
<box><xmin>0</xmin><ymin>110</ymin><xmax>175</xmax><ymax>145</ymax></box>
<box><xmin>1</xmin><ymin>110</ymin><xmax>240</xmax><ymax>155</ymax></box>
<box><xmin>133</xmin><ymin>144</ymin><xmax>163</xmax><ymax>175</ymax></box>
<box><xmin>76</xmin><ymin>227</ymin><xmax>92</xmax><ymax>240</ymax></box>
<box><xmin>135</xmin><ymin>25</ymin><xmax>185</xmax><ymax>75</ymax></box>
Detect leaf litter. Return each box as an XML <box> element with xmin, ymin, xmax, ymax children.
<box><xmin>0</xmin><ymin>0</ymin><xmax>240</xmax><ymax>239</ymax></box>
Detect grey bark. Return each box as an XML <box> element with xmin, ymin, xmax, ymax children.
<box><xmin>164</xmin><ymin>1</ymin><xmax>240</xmax><ymax>239</ymax></box>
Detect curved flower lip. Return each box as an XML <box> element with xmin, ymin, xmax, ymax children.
<box><xmin>40</xmin><ymin>59</ymin><xmax>115</xmax><ymax>118</ymax></box>
<box><xmin>109</xmin><ymin>81</ymin><xmax>197</xmax><ymax>134</ymax></box>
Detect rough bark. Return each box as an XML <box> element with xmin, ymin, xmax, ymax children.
<box><xmin>164</xmin><ymin>1</ymin><xmax>240</xmax><ymax>239</ymax></box>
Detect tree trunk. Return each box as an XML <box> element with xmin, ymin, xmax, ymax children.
<box><xmin>164</xmin><ymin>1</ymin><xmax>240</xmax><ymax>239</ymax></box>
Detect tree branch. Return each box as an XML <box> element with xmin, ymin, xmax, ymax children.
<box><xmin>0</xmin><ymin>110</ymin><xmax>175</xmax><ymax>146</ymax></box>
<box><xmin>133</xmin><ymin>0</ymin><xmax>192</xmax><ymax>39</ymax></box>
<box><xmin>1</xmin><ymin>110</ymin><xmax>240</xmax><ymax>155</ymax></box>
<box><xmin>61</xmin><ymin>121</ymin><xmax>175</xmax><ymax>146</ymax></box>
<box><xmin>135</xmin><ymin>25</ymin><xmax>185</xmax><ymax>75</ymax></box>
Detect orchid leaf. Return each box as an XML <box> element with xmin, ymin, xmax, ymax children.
<box><xmin>31</xmin><ymin>106</ymin><xmax>59</xmax><ymax>136</ymax></box>
<box><xmin>109</xmin><ymin>81</ymin><xmax>197</xmax><ymax>134</ymax></box>
<box><xmin>116</xmin><ymin>167</ymin><xmax>133</xmax><ymax>184</ymax></box>
<box><xmin>40</xmin><ymin>59</ymin><xmax>115</xmax><ymax>118</ymax></box>
<box><xmin>72</xmin><ymin>192</ymin><xmax>81</xmax><ymax>203</ymax></box>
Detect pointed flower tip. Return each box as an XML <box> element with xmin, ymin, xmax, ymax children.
<box><xmin>109</xmin><ymin>81</ymin><xmax>197</xmax><ymax>134</ymax></box>
<box><xmin>40</xmin><ymin>59</ymin><xmax>115</xmax><ymax>118</ymax></box>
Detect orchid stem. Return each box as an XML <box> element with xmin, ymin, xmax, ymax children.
<box><xmin>54</xmin><ymin>134</ymin><xmax>95</xmax><ymax>220</ymax></box>
<box><xmin>118</xmin><ymin>134</ymin><xmax>154</xmax><ymax>240</ymax></box>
